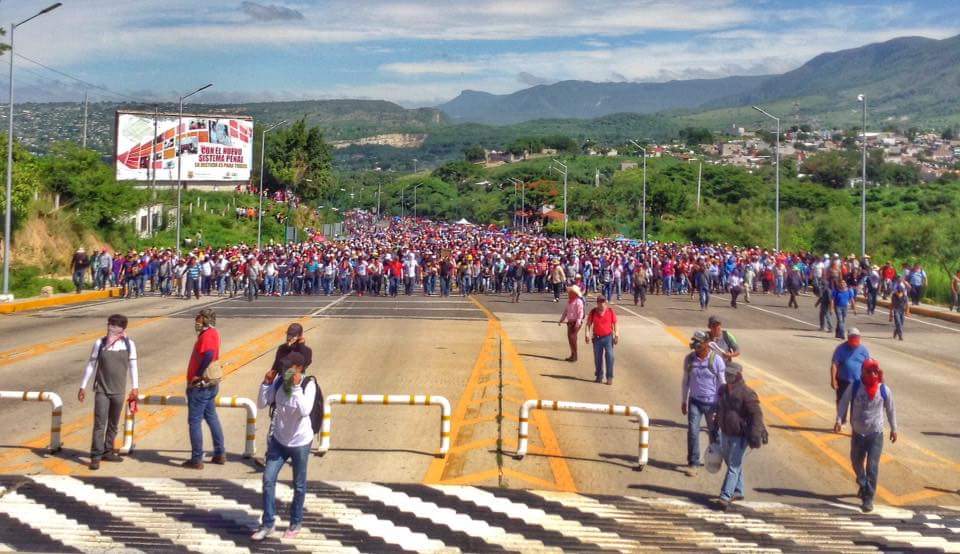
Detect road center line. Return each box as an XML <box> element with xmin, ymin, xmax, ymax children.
<box><xmin>308</xmin><ymin>293</ymin><xmax>351</xmax><ymax>317</ymax></box>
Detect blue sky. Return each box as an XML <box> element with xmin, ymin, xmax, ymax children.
<box><xmin>4</xmin><ymin>0</ymin><xmax>960</xmax><ymax>106</ymax></box>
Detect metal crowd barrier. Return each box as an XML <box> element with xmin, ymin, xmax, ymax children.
<box><xmin>0</xmin><ymin>391</ymin><xmax>63</xmax><ymax>452</ymax></box>
<box><xmin>516</xmin><ymin>399</ymin><xmax>649</xmax><ymax>470</ymax></box>
<box><xmin>317</xmin><ymin>394</ymin><xmax>451</xmax><ymax>458</ymax></box>
<box><xmin>119</xmin><ymin>395</ymin><xmax>257</xmax><ymax>458</ymax></box>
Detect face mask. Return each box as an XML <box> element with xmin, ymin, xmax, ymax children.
<box><xmin>848</xmin><ymin>337</ymin><xmax>861</xmax><ymax>348</ymax></box>
<box><xmin>107</xmin><ymin>324</ymin><xmax>124</xmax><ymax>338</ymax></box>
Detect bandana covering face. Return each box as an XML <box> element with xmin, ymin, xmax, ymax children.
<box><xmin>106</xmin><ymin>325</ymin><xmax>126</xmax><ymax>348</ymax></box>
<box><xmin>283</xmin><ymin>368</ymin><xmax>297</xmax><ymax>395</ymax></box>
<box><xmin>861</xmin><ymin>364</ymin><xmax>883</xmax><ymax>400</ymax></box>
<box><xmin>848</xmin><ymin>336</ymin><xmax>861</xmax><ymax>348</ymax></box>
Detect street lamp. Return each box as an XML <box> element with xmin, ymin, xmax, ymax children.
<box><xmin>628</xmin><ymin>140</ymin><xmax>648</xmax><ymax>243</ymax></box>
<box><xmin>549</xmin><ymin>160</ymin><xmax>568</xmax><ymax>239</ymax></box>
<box><xmin>175</xmin><ymin>83</ymin><xmax>213</xmax><ymax>254</ymax></box>
<box><xmin>257</xmin><ymin>119</ymin><xmax>287</xmax><ymax>248</ymax></box>
<box><xmin>3</xmin><ymin>2</ymin><xmax>62</xmax><ymax>299</ymax></box>
<box><xmin>752</xmin><ymin>105</ymin><xmax>781</xmax><ymax>252</ymax></box>
<box><xmin>858</xmin><ymin>94</ymin><xmax>867</xmax><ymax>259</ymax></box>
<box><xmin>508</xmin><ymin>178</ymin><xmax>525</xmax><ymax>229</ymax></box>
<box><xmin>412</xmin><ymin>184</ymin><xmax>422</xmax><ymax>218</ymax></box>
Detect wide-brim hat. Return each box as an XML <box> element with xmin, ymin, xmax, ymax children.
<box><xmin>567</xmin><ymin>285</ymin><xmax>583</xmax><ymax>298</ymax></box>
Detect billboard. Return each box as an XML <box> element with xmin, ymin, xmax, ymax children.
<box><xmin>115</xmin><ymin>111</ymin><xmax>253</xmax><ymax>182</ymax></box>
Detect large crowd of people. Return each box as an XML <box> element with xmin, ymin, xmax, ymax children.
<box><xmin>70</xmin><ymin>211</ymin><xmax>955</xmax><ymax>326</ymax></box>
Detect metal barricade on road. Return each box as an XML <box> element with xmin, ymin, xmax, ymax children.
<box><xmin>317</xmin><ymin>394</ymin><xmax>451</xmax><ymax>458</ymax></box>
<box><xmin>119</xmin><ymin>394</ymin><xmax>257</xmax><ymax>458</ymax></box>
<box><xmin>0</xmin><ymin>391</ymin><xmax>63</xmax><ymax>452</ymax></box>
<box><xmin>516</xmin><ymin>399</ymin><xmax>649</xmax><ymax>470</ymax></box>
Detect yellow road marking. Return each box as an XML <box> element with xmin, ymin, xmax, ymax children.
<box><xmin>0</xmin><ymin>316</ymin><xmax>164</xmax><ymax>368</ymax></box>
<box><xmin>423</xmin><ymin>296</ymin><xmax>576</xmax><ymax>492</ymax></box>
<box><xmin>0</xmin><ymin>316</ymin><xmax>312</xmax><ymax>473</ymax></box>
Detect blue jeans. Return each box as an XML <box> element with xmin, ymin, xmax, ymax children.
<box><xmin>73</xmin><ymin>269</ymin><xmax>86</xmax><ymax>292</ymax></box>
<box><xmin>440</xmin><ymin>276</ymin><xmax>451</xmax><ymax>297</ymax></box>
<box><xmin>261</xmin><ymin>436</ymin><xmax>310</xmax><ymax>529</ymax></box>
<box><xmin>687</xmin><ymin>398</ymin><xmax>718</xmax><ymax>465</ymax></box>
<box><xmin>264</xmin><ymin>275</ymin><xmax>276</xmax><ymax>295</ymax></box>
<box><xmin>389</xmin><ymin>276</ymin><xmax>399</xmax><ymax>296</ymax></box>
<box><xmin>851</xmin><ymin>431</ymin><xmax>883</xmax><ymax>502</ymax></box>
<box><xmin>592</xmin><ymin>334</ymin><xmax>614</xmax><ymax>380</ymax></box>
<box><xmin>663</xmin><ymin>275</ymin><xmax>673</xmax><ymax>295</ymax></box>
<box><xmin>699</xmin><ymin>288</ymin><xmax>710</xmax><ymax>309</ymax></box>
<box><xmin>835</xmin><ymin>305</ymin><xmax>848</xmax><ymax>338</ymax></box>
<box><xmin>187</xmin><ymin>385</ymin><xmax>224</xmax><ymax>462</ymax></box>
<box><xmin>720</xmin><ymin>433</ymin><xmax>749</xmax><ymax>501</ymax></box>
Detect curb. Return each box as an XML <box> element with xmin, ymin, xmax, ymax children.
<box><xmin>0</xmin><ymin>288</ymin><xmax>122</xmax><ymax>314</ymax></box>
<box><xmin>859</xmin><ymin>295</ymin><xmax>960</xmax><ymax>325</ymax></box>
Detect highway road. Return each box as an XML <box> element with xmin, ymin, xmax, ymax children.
<box><xmin>0</xmin><ymin>287</ymin><xmax>957</xmax><ymax>511</ymax></box>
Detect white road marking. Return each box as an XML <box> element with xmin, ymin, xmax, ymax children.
<box><xmin>0</xmin><ymin>491</ymin><xmax>131</xmax><ymax>552</ymax></box>
<box><xmin>744</xmin><ymin>304</ymin><xmax>819</xmax><ymax>328</ymax></box>
<box><xmin>309</xmin><ymin>294</ymin><xmax>351</xmax><ymax>317</ymax></box>
<box><xmin>615</xmin><ymin>304</ymin><xmax>662</xmax><ymax>326</ymax></box>
<box><xmin>337</xmin><ymin>481</ymin><xmax>554</xmax><ymax>552</ymax></box>
<box><xmin>31</xmin><ymin>475</ymin><xmax>249</xmax><ymax>553</ymax></box>
<box><xmin>904</xmin><ymin>314</ymin><xmax>960</xmax><ymax>333</ymax></box>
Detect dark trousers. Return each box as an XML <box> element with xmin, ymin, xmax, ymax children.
<box><xmin>566</xmin><ymin>322</ymin><xmax>580</xmax><ymax>359</ymax></box>
<box><xmin>836</xmin><ymin>379</ymin><xmax>852</xmax><ymax>424</ymax></box>
<box><xmin>91</xmin><ymin>392</ymin><xmax>124</xmax><ymax>459</ymax></box>
<box><xmin>851</xmin><ymin>431</ymin><xmax>883</xmax><ymax>502</ymax></box>
<box><xmin>788</xmin><ymin>288</ymin><xmax>799</xmax><ymax>308</ymax></box>
<box><xmin>633</xmin><ymin>285</ymin><xmax>646</xmax><ymax>306</ymax></box>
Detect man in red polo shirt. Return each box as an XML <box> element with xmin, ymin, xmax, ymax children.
<box><xmin>184</xmin><ymin>308</ymin><xmax>224</xmax><ymax>469</ymax></box>
<box><xmin>586</xmin><ymin>295</ymin><xmax>619</xmax><ymax>385</ymax></box>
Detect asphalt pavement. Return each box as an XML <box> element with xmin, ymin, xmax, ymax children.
<box><xmin>0</xmin><ymin>287</ymin><xmax>957</xmax><ymax>511</ymax></box>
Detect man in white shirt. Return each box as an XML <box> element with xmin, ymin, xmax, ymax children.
<box><xmin>252</xmin><ymin>352</ymin><xmax>317</xmax><ymax>541</ymax></box>
<box><xmin>78</xmin><ymin>314</ymin><xmax>139</xmax><ymax>470</ymax></box>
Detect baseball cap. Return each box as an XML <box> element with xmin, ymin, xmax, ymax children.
<box><xmin>848</xmin><ymin>327</ymin><xmax>861</xmax><ymax>337</ymax></box>
<box><xmin>707</xmin><ymin>315</ymin><xmax>721</xmax><ymax>327</ymax></box>
<box><xmin>725</xmin><ymin>362</ymin><xmax>743</xmax><ymax>377</ymax></box>
<box><xmin>286</xmin><ymin>323</ymin><xmax>304</xmax><ymax>339</ymax></box>
<box><xmin>690</xmin><ymin>330</ymin><xmax>709</xmax><ymax>348</ymax></box>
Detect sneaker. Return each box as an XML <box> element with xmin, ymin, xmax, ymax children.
<box><xmin>685</xmin><ymin>464</ymin><xmax>701</xmax><ymax>477</ymax></box>
<box><xmin>714</xmin><ymin>497</ymin><xmax>731</xmax><ymax>511</ymax></box>
<box><xmin>181</xmin><ymin>459</ymin><xmax>204</xmax><ymax>470</ymax></box>
<box><xmin>283</xmin><ymin>525</ymin><xmax>301</xmax><ymax>539</ymax></box>
<box><xmin>88</xmin><ymin>459</ymin><xmax>100</xmax><ymax>470</ymax></box>
<box><xmin>861</xmin><ymin>499</ymin><xmax>874</xmax><ymax>513</ymax></box>
<box><xmin>102</xmin><ymin>452</ymin><xmax>124</xmax><ymax>463</ymax></box>
<box><xmin>250</xmin><ymin>526</ymin><xmax>276</xmax><ymax>541</ymax></box>
<box><xmin>210</xmin><ymin>455</ymin><xmax>226</xmax><ymax>465</ymax></box>
<box><xmin>732</xmin><ymin>494</ymin><xmax>744</xmax><ymax>502</ymax></box>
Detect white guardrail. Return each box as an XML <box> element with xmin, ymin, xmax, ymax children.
<box><xmin>516</xmin><ymin>399</ymin><xmax>649</xmax><ymax>470</ymax></box>
<box><xmin>119</xmin><ymin>395</ymin><xmax>257</xmax><ymax>458</ymax></box>
<box><xmin>0</xmin><ymin>391</ymin><xmax>63</xmax><ymax>452</ymax></box>
<box><xmin>317</xmin><ymin>394</ymin><xmax>451</xmax><ymax>458</ymax></box>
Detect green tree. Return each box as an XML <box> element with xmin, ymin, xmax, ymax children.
<box><xmin>679</xmin><ymin>127</ymin><xmax>714</xmax><ymax>145</ymax></box>
<box><xmin>463</xmin><ymin>144</ymin><xmax>486</xmax><ymax>163</ymax></box>
<box><xmin>0</xmin><ymin>135</ymin><xmax>41</xmax><ymax>226</ymax></box>
<box><xmin>265</xmin><ymin>118</ymin><xmax>334</xmax><ymax>201</ymax></box>
<box><xmin>942</xmin><ymin>127</ymin><xmax>955</xmax><ymax>141</ymax></box>
<box><xmin>803</xmin><ymin>151</ymin><xmax>854</xmax><ymax>188</ymax></box>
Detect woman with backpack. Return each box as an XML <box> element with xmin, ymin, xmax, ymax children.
<box><xmin>252</xmin><ymin>351</ymin><xmax>318</xmax><ymax>541</ymax></box>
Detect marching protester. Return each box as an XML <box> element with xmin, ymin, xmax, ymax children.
<box><xmin>558</xmin><ymin>285</ymin><xmax>585</xmax><ymax>362</ymax></box>
<box><xmin>78</xmin><ymin>314</ymin><xmax>139</xmax><ymax>470</ymax></box>
<box><xmin>71</xmin><ymin>247</ymin><xmax>90</xmax><ymax>294</ymax></box>
<box><xmin>252</xmin><ymin>352</ymin><xmax>319</xmax><ymax>541</ymax></box>
<box><xmin>832</xmin><ymin>280</ymin><xmax>857</xmax><ymax>340</ymax></box>
<box><xmin>715</xmin><ymin>362</ymin><xmax>766</xmax><ymax>510</ymax></box>
<box><xmin>585</xmin><ymin>295</ymin><xmax>618</xmax><ymax>385</ymax></box>
<box><xmin>889</xmin><ymin>284</ymin><xmax>910</xmax><ymax>341</ymax></box>
<box><xmin>681</xmin><ymin>330</ymin><xmax>725</xmax><ymax>476</ymax></box>
<box><xmin>706</xmin><ymin>315</ymin><xmax>740</xmax><ymax>364</ymax></box>
<box><xmin>834</xmin><ymin>358</ymin><xmax>897</xmax><ymax>513</ymax></box>
<box><xmin>814</xmin><ymin>280</ymin><xmax>834</xmax><ymax>333</ymax></box>
<box><xmin>273</xmin><ymin>323</ymin><xmax>313</xmax><ymax>372</ymax></box>
<box><xmin>830</xmin><ymin>328</ymin><xmax>870</xmax><ymax>424</ymax></box>
<box><xmin>183</xmin><ymin>308</ymin><xmax>224</xmax><ymax>469</ymax></box>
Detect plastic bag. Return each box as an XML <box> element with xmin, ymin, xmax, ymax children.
<box><xmin>704</xmin><ymin>442</ymin><xmax>722</xmax><ymax>474</ymax></box>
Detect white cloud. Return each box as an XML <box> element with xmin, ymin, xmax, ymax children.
<box><xmin>379</xmin><ymin>61</ymin><xmax>483</xmax><ymax>76</ymax></box>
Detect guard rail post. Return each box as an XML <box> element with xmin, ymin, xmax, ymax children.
<box><xmin>120</xmin><ymin>394</ymin><xmax>257</xmax><ymax>458</ymax></box>
<box><xmin>317</xmin><ymin>394</ymin><xmax>451</xmax><ymax>458</ymax></box>
<box><xmin>516</xmin><ymin>399</ymin><xmax>649</xmax><ymax>470</ymax></box>
<box><xmin>0</xmin><ymin>391</ymin><xmax>63</xmax><ymax>452</ymax></box>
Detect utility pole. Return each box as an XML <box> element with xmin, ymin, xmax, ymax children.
<box><xmin>146</xmin><ymin>106</ymin><xmax>158</xmax><ymax>236</ymax></box>
<box><xmin>550</xmin><ymin>160</ymin><xmax>569</xmax><ymax>240</ymax></box>
<box><xmin>696</xmin><ymin>158</ymin><xmax>702</xmax><ymax>211</ymax></box>
<box><xmin>753</xmin><ymin>106</ymin><xmax>781</xmax><ymax>251</ymax></box>
<box><xmin>629</xmin><ymin>140</ymin><xmax>648</xmax><ymax>243</ymax></box>
<box><xmin>175</xmin><ymin>83</ymin><xmax>213</xmax><ymax>254</ymax></box>
<box><xmin>81</xmin><ymin>90</ymin><xmax>89</xmax><ymax>148</ymax></box>
<box><xmin>858</xmin><ymin>94</ymin><xmax>867</xmax><ymax>259</ymax></box>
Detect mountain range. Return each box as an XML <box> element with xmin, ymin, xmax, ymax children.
<box><xmin>439</xmin><ymin>34</ymin><xmax>960</xmax><ymax>128</ymax></box>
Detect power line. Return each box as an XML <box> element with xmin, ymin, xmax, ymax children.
<box><xmin>13</xmin><ymin>52</ymin><xmax>145</xmax><ymax>102</ymax></box>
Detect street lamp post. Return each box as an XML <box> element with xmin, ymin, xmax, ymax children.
<box><xmin>752</xmin><ymin>106</ymin><xmax>781</xmax><ymax>252</ymax></box>
<box><xmin>175</xmin><ymin>83</ymin><xmax>212</xmax><ymax>254</ymax></box>
<box><xmin>412</xmin><ymin>184</ymin><xmax>421</xmax><ymax>218</ymax></box>
<box><xmin>400</xmin><ymin>184</ymin><xmax>405</xmax><ymax>218</ymax></box>
<box><xmin>550</xmin><ymin>160</ymin><xmax>568</xmax><ymax>240</ymax></box>
<box><xmin>4</xmin><ymin>2</ymin><xmax>62</xmax><ymax>298</ymax></box>
<box><xmin>257</xmin><ymin>119</ymin><xmax>287</xmax><ymax>249</ymax></box>
<box><xmin>629</xmin><ymin>140</ymin><xmax>648</xmax><ymax>243</ymax></box>
<box><xmin>858</xmin><ymin>94</ymin><xmax>867</xmax><ymax>259</ymax></box>
<box><xmin>508</xmin><ymin>178</ymin><xmax>525</xmax><ymax>229</ymax></box>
